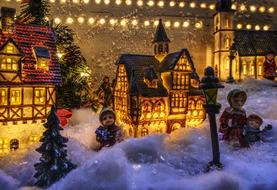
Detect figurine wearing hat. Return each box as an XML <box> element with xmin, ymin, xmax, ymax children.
<box><xmin>243</xmin><ymin>114</ymin><xmax>273</xmax><ymax>143</ymax></box>
<box><xmin>95</xmin><ymin>108</ymin><xmax>122</xmax><ymax>150</ymax></box>
<box><xmin>219</xmin><ymin>89</ymin><xmax>249</xmax><ymax>147</ymax></box>
<box><xmin>263</xmin><ymin>51</ymin><xmax>276</xmax><ymax>80</ymax></box>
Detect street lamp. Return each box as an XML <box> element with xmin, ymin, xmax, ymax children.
<box><xmin>200</xmin><ymin>66</ymin><xmax>224</xmax><ymax>171</ymax></box>
<box><xmin>226</xmin><ymin>42</ymin><xmax>236</xmax><ymax>83</ymax></box>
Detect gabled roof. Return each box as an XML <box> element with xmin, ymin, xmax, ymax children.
<box><xmin>152</xmin><ymin>19</ymin><xmax>170</xmax><ymax>43</ymax></box>
<box><xmin>0</xmin><ymin>23</ymin><xmax>61</xmax><ymax>85</ymax></box>
<box><xmin>116</xmin><ymin>54</ymin><xmax>168</xmax><ymax>97</ymax></box>
<box><xmin>0</xmin><ymin>38</ymin><xmax>24</xmax><ymax>56</ymax></box>
<box><xmin>235</xmin><ymin>30</ymin><xmax>277</xmax><ymax>56</ymax></box>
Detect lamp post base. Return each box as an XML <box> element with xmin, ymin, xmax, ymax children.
<box><xmin>206</xmin><ymin>161</ymin><xmax>223</xmax><ymax>172</ymax></box>
<box><xmin>226</xmin><ymin>77</ymin><xmax>235</xmax><ymax>84</ymax></box>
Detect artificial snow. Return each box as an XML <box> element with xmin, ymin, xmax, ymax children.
<box><xmin>0</xmin><ymin>78</ymin><xmax>277</xmax><ymax>190</ymax></box>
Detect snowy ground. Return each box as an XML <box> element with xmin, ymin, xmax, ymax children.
<box><xmin>0</xmin><ymin>78</ymin><xmax>277</xmax><ymax>190</ymax></box>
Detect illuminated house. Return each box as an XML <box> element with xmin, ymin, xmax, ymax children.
<box><xmin>0</xmin><ymin>7</ymin><xmax>61</xmax><ymax>152</ymax></box>
<box><xmin>214</xmin><ymin>0</ymin><xmax>277</xmax><ymax>81</ymax></box>
<box><xmin>114</xmin><ymin>19</ymin><xmax>205</xmax><ymax>137</ymax></box>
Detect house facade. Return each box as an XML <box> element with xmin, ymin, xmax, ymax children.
<box><xmin>0</xmin><ymin>7</ymin><xmax>61</xmax><ymax>152</ymax></box>
<box><xmin>214</xmin><ymin>0</ymin><xmax>277</xmax><ymax>81</ymax></box>
<box><xmin>114</xmin><ymin>19</ymin><xmax>205</xmax><ymax>138</ymax></box>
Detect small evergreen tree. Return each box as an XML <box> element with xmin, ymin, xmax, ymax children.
<box><xmin>34</xmin><ymin>105</ymin><xmax>76</xmax><ymax>188</ymax></box>
<box><xmin>18</xmin><ymin>0</ymin><xmax>49</xmax><ymax>25</ymax></box>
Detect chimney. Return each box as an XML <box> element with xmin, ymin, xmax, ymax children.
<box><xmin>1</xmin><ymin>7</ymin><xmax>16</xmax><ymax>33</ymax></box>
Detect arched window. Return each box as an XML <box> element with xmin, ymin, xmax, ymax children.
<box><xmin>258</xmin><ymin>61</ymin><xmax>263</xmax><ymax>76</ymax></box>
<box><xmin>224</xmin><ymin>35</ymin><xmax>231</xmax><ymax>49</ymax></box>
<box><xmin>142</xmin><ymin>101</ymin><xmax>152</xmax><ymax>112</ymax></box>
<box><xmin>196</xmin><ymin>100</ymin><xmax>202</xmax><ymax>109</ymax></box>
<box><xmin>225</xmin><ymin>57</ymin><xmax>230</xmax><ymax>70</ymax></box>
<box><xmin>154</xmin><ymin>101</ymin><xmax>165</xmax><ymax>112</ymax></box>
<box><xmin>223</xmin><ymin>16</ymin><xmax>230</xmax><ymax>28</ymax></box>
<box><xmin>172</xmin><ymin>123</ymin><xmax>181</xmax><ymax>131</ymax></box>
<box><xmin>141</xmin><ymin>128</ymin><xmax>148</xmax><ymax>137</ymax></box>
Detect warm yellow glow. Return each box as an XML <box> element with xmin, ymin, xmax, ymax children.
<box><xmin>83</xmin><ymin>0</ymin><xmax>89</xmax><ymax>3</ymax></box>
<box><xmin>66</xmin><ymin>17</ymin><xmax>74</xmax><ymax>24</ymax></box>
<box><xmin>169</xmin><ymin>1</ymin><xmax>175</xmax><ymax>7</ymax></box>
<box><xmin>77</xmin><ymin>17</ymin><xmax>84</xmax><ymax>24</ymax></box>
<box><xmin>240</xmin><ymin>4</ymin><xmax>246</xmax><ymax>11</ymax></box>
<box><xmin>154</xmin><ymin>20</ymin><xmax>159</xmax><ymax>26</ymax></box>
<box><xmin>183</xmin><ymin>21</ymin><xmax>189</xmax><ymax>28</ymax></box>
<box><xmin>250</xmin><ymin>5</ymin><xmax>256</xmax><ymax>12</ymax></box>
<box><xmin>255</xmin><ymin>25</ymin><xmax>260</xmax><ymax>31</ymax></box>
<box><xmin>157</xmin><ymin>1</ymin><xmax>164</xmax><ymax>7</ymax></box>
<box><xmin>144</xmin><ymin>20</ymin><xmax>150</xmax><ymax>26</ymax></box>
<box><xmin>95</xmin><ymin>0</ymin><xmax>101</xmax><ymax>4</ymax></box>
<box><xmin>268</xmin><ymin>7</ymin><xmax>275</xmax><ymax>13</ymax></box>
<box><xmin>35</xmin><ymin>88</ymin><xmax>46</xmax><ymax>104</ymax></box>
<box><xmin>50</xmin><ymin>0</ymin><xmax>55</xmax><ymax>3</ymax></box>
<box><xmin>115</xmin><ymin>0</ymin><xmax>122</xmax><ymax>5</ymax></box>
<box><xmin>1</xmin><ymin>57</ymin><xmax>18</xmax><ymax>71</ymax></box>
<box><xmin>200</xmin><ymin>3</ymin><xmax>206</xmax><ymax>8</ymax></box>
<box><xmin>125</xmin><ymin>0</ymin><xmax>132</xmax><ymax>5</ymax></box>
<box><xmin>60</xmin><ymin>0</ymin><xmax>66</xmax><ymax>3</ymax></box>
<box><xmin>137</xmin><ymin>0</ymin><xmax>143</xmax><ymax>6</ymax></box>
<box><xmin>54</xmin><ymin>18</ymin><xmax>61</xmax><ymax>24</ymax></box>
<box><xmin>179</xmin><ymin>2</ymin><xmax>185</xmax><ymax>8</ymax></box>
<box><xmin>174</xmin><ymin>21</ymin><xmax>180</xmax><ymax>28</ymax></box>
<box><xmin>0</xmin><ymin>88</ymin><xmax>7</xmax><ymax>105</ymax></box>
<box><xmin>120</xmin><ymin>19</ymin><xmax>127</xmax><ymax>26</ymax></box>
<box><xmin>104</xmin><ymin>0</ymin><xmax>110</xmax><ymax>5</ymax></box>
<box><xmin>109</xmin><ymin>19</ymin><xmax>117</xmax><ymax>25</ymax></box>
<box><xmin>190</xmin><ymin>2</ymin><xmax>196</xmax><ymax>8</ymax></box>
<box><xmin>37</xmin><ymin>59</ymin><xmax>48</xmax><ymax>70</ymax></box>
<box><xmin>131</xmin><ymin>19</ymin><xmax>138</xmax><ymax>26</ymax></box>
<box><xmin>72</xmin><ymin>0</ymin><xmax>79</xmax><ymax>3</ymax></box>
<box><xmin>147</xmin><ymin>0</ymin><xmax>154</xmax><ymax>7</ymax></box>
<box><xmin>99</xmin><ymin>18</ymin><xmax>106</xmax><ymax>25</ymax></box>
<box><xmin>263</xmin><ymin>25</ymin><xmax>269</xmax><ymax>31</ymax></box>
<box><xmin>57</xmin><ymin>52</ymin><xmax>63</xmax><ymax>58</ymax></box>
<box><xmin>209</xmin><ymin>4</ymin><xmax>215</xmax><ymax>10</ymax></box>
<box><xmin>236</xmin><ymin>23</ymin><xmax>242</xmax><ymax>29</ymax></box>
<box><xmin>10</xmin><ymin>88</ymin><xmax>21</xmax><ymax>105</ymax></box>
<box><xmin>165</xmin><ymin>21</ymin><xmax>171</xmax><ymax>28</ymax></box>
<box><xmin>195</xmin><ymin>21</ymin><xmax>203</xmax><ymax>29</ymax></box>
<box><xmin>6</xmin><ymin>45</ymin><xmax>15</xmax><ymax>54</ymax></box>
<box><xmin>259</xmin><ymin>6</ymin><xmax>266</xmax><ymax>13</ymax></box>
<box><xmin>88</xmin><ymin>17</ymin><xmax>95</xmax><ymax>24</ymax></box>
<box><xmin>246</xmin><ymin>24</ymin><xmax>252</xmax><ymax>30</ymax></box>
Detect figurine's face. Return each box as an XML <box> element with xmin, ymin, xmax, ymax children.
<box><xmin>104</xmin><ymin>77</ymin><xmax>110</xmax><ymax>83</ymax></box>
<box><xmin>231</xmin><ymin>96</ymin><xmax>245</xmax><ymax>109</ymax></box>
<box><xmin>102</xmin><ymin>113</ymin><xmax>115</xmax><ymax>126</ymax></box>
<box><xmin>248</xmin><ymin>120</ymin><xmax>261</xmax><ymax>129</ymax></box>
<box><xmin>266</xmin><ymin>54</ymin><xmax>275</xmax><ymax>61</ymax></box>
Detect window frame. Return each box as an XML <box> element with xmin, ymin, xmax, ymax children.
<box><xmin>34</xmin><ymin>88</ymin><xmax>46</xmax><ymax>105</ymax></box>
<box><xmin>10</xmin><ymin>88</ymin><xmax>22</xmax><ymax>105</ymax></box>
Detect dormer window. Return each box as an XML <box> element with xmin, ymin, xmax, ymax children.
<box><xmin>33</xmin><ymin>47</ymin><xmax>50</xmax><ymax>70</ymax></box>
<box><xmin>144</xmin><ymin>67</ymin><xmax>158</xmax><ymax>88</ymax></box>
<box><xmin>0</xmin><ymin>57</ymin><xmax>17</xmax><ymax>71</ymax></box>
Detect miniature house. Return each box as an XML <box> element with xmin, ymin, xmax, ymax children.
<box><xmin>0</xmin><ymin>7</ymin><xmax>61</xmax><ymax>153</ymax></box>
<box><xmin>114</xmin><ymin>19</ymin><xmax>206</xmax><ymax>137</ymax></box>
<box><xmin>214</xmin><ymin>0</ymin><xmax>277</xmax><ymax>81</ymax></box>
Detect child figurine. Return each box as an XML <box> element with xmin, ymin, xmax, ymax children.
<box><xmin>219</xmin><ymin>89</ymin><xmax>249</xmax><ymax>147</ymax></box>
<box><xmin>263</xmin><ymin>51</ymin><xmax>276</xmax><ymax>81</ymax></box>
<box><xmin>95</xmin><ymin>108</ymin><xmax>122</xmax><ymax>150</ymax></box>
<box><xmin>243</xmin><ymin>114</ymin><xmax>273</xmax><ymax>143</ymax></box>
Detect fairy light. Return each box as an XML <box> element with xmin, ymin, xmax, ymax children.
<box><xmin>268</xmin><ymin>7</ymin><xmax>275</xmax><ymax>13</ymax></box>
<box><xmin>73</xmin><ymin>0</ymin><xmax>79</xmax><ymax>3</ymax></box>
<box><xmin>126</xmin><ymin>0</ymin><xmax>132</xmax><ymax>5</ymax></box>
<box><xmin>120</xmin><ymin>19</ymin><xmax>127</xmax><ymax>26</ymax></box>
<box><xmin>88</xmin><ymin>17</ymin><xmax>95</xmax><ymax>24</ymax></box>
<box><xmin>109</xmin><ymin>18</ymin><xmax>117</xmax><ymax>25</ymax></box>
<box><xmin>158</xmin><ymin>1</ymin><xmax>164</xmax><ymax>7</ymax></box>
<box><xmin>231</xmin><ymin>4</ymin><xmax>237</xmax><ymax>10</ymax></box>
<box><xmin>115</xmin><ymin>0</ymin><xmax>122</xmax><ymax>5</ymax></box>
<box><xmin>165</xmin><ymin>21</ymin><xmax>171</xmax><ymax>28</ymax></box>
<box><xmin>66</xmin><ymin>17</ymin><xmax>74</xmax><ymax>24</ymax></box>
<box><xmin>183</xmin><ymin>21</ymin><xmax>189</xmax><ymax>28</ymax></box>
<box><xmin>195</xmin><ymin>21</ymin><xmax>203</xmax><ymax>29</ymax></box>
<box><xmin>147</xmin><ymin>0</ymin><xmax>154</xmax><ymax>7</ymax></box>
<box><xmin>200</xmin><ymin>3</ymin><xmax>206</xmax><ymax>8</ymax></box>
<box><xmin>16</xmin><ymin>0</ymin><xmax>22</xmax><ymax>2</ymax></box>
<box><xmin>95</xmin><ymin>0</ymin><xmax>101</xmax><ymax>4</ymax></box>
<box><xmin>173</xmin><ymin>21</ymin><xmax>180</xmax><ymax>28</ymax></box>
<box><xmin>250</xmin><ymin>5</ymin><xmax>256</xmax><ymax>12</ymax></box>
<box><xmin>83</xmin><ymin>0</ymin><xmax>89</xmax><ymax>3</ymax></box>
<box><xmin>246</xmin><ymin>24</ymin><xmax>252</xmax><ymax>30</ymax></box>
<box><xmin>78</xmin><ymin>17</ymin><xmax>85</xmax><ymax>24</ymax></box>
<box><xmin>60</xmin><ymin>0</ymin><xmax>66</xmax><ymax>3</ymax></box>
<box><xmin>54</xmin><ymin>18</ymin><xmax>61</xmax><ymax>24</ymax></box>
<box><xmin>50</xmin><ymin>0</ymin><xmax>55</xmax><ymax>3</ymax></box>
<box><xmin>240</xmin><ymin>4</ymin><xmax>246</xmax><ymax>11</ymax></box>
<box><xmin>154</xmin><ymin>20</ymin><xmax>159</xmax><ymax>26</ymax></box>
<box><xmin>99</xmin><ymin>18</ymin><xmax>106</xmax><ymax>25</ymax></box>
<box><xmin>255</xmin><ymin>25</ymin><xmax>260</xmax><ymax>31</ymax></box>
<box><xmin>104</xmin><ymin>0</ymin><xmax>110</xmax><ymax>5</ymax></box>
<box><xmin>259</xmin><ymin>6</ymin><xmax>266</xmax><ymax>13</ymax></box>
<box><xmin>190</xmin><ymin>2</ymin><xmax>196</xmax><ymax>8</ymax></box>
<box><xmin>209</xmin><ymin>4</ymin><xmax>215</xmax><ymax>10</ymax></box>
<box><xmin>179</xmin><ymin>2</ymin><xmax>185</xmax><ymax>8</ymax></box>
<box><xmin>236</xmin><ymin>23</ymin><xmax>242</xmax><ymax>29</ymax></box>
<box><xmin>144</xmin><ymin>20</ymin><xmax>150</xmax><ymax>26</ymax></box>
<box><xmin>169</xmin><ymin>1</ymin><xmax>175</xmax><ymax>7</ymax></box>
<box><xmin>137</xmin><ymin>0</ymin><xmax>143</xmax><ymax>6</ymax></box>
<box><xmin>45</xmin><ymin>16</ymin><xmax>49</xmax><ymax>21</ymax></box>
<box><xmin>263</xmin><ymin>25</ymin><xmax>269</xmax><ymax>31</ymax></box>
<box><xmin>131</xmin><ymin>19</ymin><xmax>138</xmax><ymax>26</ymax></box>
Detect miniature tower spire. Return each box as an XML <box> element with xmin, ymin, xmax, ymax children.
<box><xmin>153</xmin><ymin>19</ymin><xmax>170</xmax><ymax>62</ymax></box>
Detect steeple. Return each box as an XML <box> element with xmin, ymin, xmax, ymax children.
<box><xmin>153</xmin><ymin>19</ymin><xmax>170</xmax><ymax>62</ymax></box>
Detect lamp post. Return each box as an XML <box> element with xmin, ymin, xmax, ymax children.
<box><xmin>226</xmin><ymin>42</ymin><xmax>236</xmax><ymax>83</ymax></box>
<box><xmin>200</xmin><ymin>67</ymin><xmax>224</xmax><ymax>171</ymax></box>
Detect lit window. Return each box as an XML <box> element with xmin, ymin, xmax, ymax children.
<box><xmin>250</xmin><ymin>64</ymin><xmax>255</xmax><ymax>75</ymax></box>
<box><xmin>243</xmin><ymin>64</ymin><xmax>247</xmax><ymax>75</ymax></box>
<box><xmin>35</xmin><ymin>88</ymin><xmax>46</xmax><ymax>104</ymax></box>
<box><xmin>6</xmin><ymin>45</ymin><xmax>15</xmax><ymax>54</ymax></box>
<box><xmin>0</xmin><ymin>57</ymin><xmax>17</xmax><ymax>71</ymax></box>
<box><xmin>224</xmin><ymin>35</ymin><xmax>231</xmax><ymax>49</ymax></box>
<box><xmin>37</xmin><ymin>59</ymin><xmax>49</xmax><ymax>70</ymax></box>
<box><xmin>0</xmin><ymin>88</ymin><xmax>7</xmax><ymax>105</ymax></box>
<box><xmin>258</xmin><ymin>64</ymin><xmax>263</xmax><ymax>75</ymax></box>
<box><xmin>10</xmin><ymin>88</ymin><xmax>21</xmax><ymax>105</ymax></box>
<box><xmin>225</xmin><ymin>57</ymin><xmax>230</xmax><ymax>69</ymax></box>
<box><xmin>141</xmin><ymin>128</ymin><xmax>148</xmax><ymax>136</ymax></box>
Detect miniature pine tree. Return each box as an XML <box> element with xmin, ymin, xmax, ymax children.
<box><xmin>34</xmin><ymin>105</ymin><xmax>76</xmax><ymax>188</ymax></box>
<box><xmin>18</xmin><ymin>0</ymin><xmax>50</xmax><ymax>25</ymax></box>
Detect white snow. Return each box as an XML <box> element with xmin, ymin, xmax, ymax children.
<box><xmin>0</xmin><ymin>78</ymin><xmax>277</xmax><ymax>190</ymax></box>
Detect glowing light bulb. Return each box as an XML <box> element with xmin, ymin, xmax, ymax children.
<box><xmin>54</xmin><ymin>18</ymin><xmax>61</xmax><ymax>24</ymax></box>
<box><xmin>83</xmin><ymin>0</ymin><xmax>89</xmax><ymax>3</ymax></box>
<box><xmin>120</xmin><ymin>19</ymin><xmax>127</xmax><ymax>26</ymax></box>
<box><xmin>165</xmin><ymin>21</ymin><xmax>171</xmax><ymax>28</ymax></box>
<box><xmin>236</xmin><ymin>23</ymin><xmax>242</xmax><ymax>29</ymax></box>
<box><xmin>200</xmin><ymin>3</ymin><xmax>206</xmax><ymax>8</ymax></box>
<box><xmin>263</xmin><ymin>25</ymin><xmax>269</xmax><ymax>31</ymax></box>
<box><xmin>246</xmin><ymin>24</ymin><xmax>252</xmax><ymax>30</ymax></box>
<box><xmin>88</xmin><ymin>17</ymin><xmax>95</xmax><ymax>24</ymax></box>
<box><xmin>50</xmin><ymin>0</ymin><xmax>55</xmax><ymax>3</ymax></box>
<box><xmin>16</xmin><ymin>0</ymin><xmax>22</xmax><ymax>2</ymax></box>
<box><xmin>132</xmin><ymin>19</ymin><xmax>138</xmax><ymax>26</ymax></box>
<box><xmin>190</xmin><ymin>2</ymin><xmax>196</xmax><ymax>8</ymax></box>
<box><xmin>147</xmin><ymin>0</ymin><xmax>154</xmax><ymax>7</ymax></box>
<box><xmin>126</xmin><ymin>0</ymin><xmax>132</xmax><ymax>5</ymax></box>
<box><xmin>158</xmin><ymin>1</ymin><xmax>164</xmax><ymax>7</ymax></box>
<box><xmin>255</xmin><ymin>25</ymin><xmax>260</xmax><ymax>31</ymax></box>
<box><xmin>259</xmin><ymin>6</ymin><xmax>265</xmax><ymax>13</ymax></box>
<box><xmin>195</xmin><ymin>21</ymin><xmax>203</xmax><ymax>29</ymax></box>
<box><xmin>240</xmin><ymin>4</ymin><xmax>246</xmax><ymax>11</ymax></box>
<box><xmin>137</xmin><ymin>0</ymin><xmax>143</xmax><ymax>6</ymax></box>
<box><xmin>174</xmin><ymin>21</ymin><xmax>180</xmax><ymax>28</ymax></box>
<box><xmin>154</xmin><ymin>20</ymin><xmax>159</xmax><ymax>26</ymax></box>
<box><xmin>169</xmin><ymin>1</ymin><xmax>175</xmax><ymax>7</ymax></box>
<box><xmin>78</xmin><ymin>17</ymin><xmax>84</xmax><ymax>24</ymax></box>
<box><xmin>66</xmin><ymin>17</ymin><xmax>74</xmax><ymax>24</ymax></box>
<box><xmin>104</xmin><ymin>0</ymin><xmax>110</xmax><ymax>4</ymax></box>
<box><xmin>60</xmin><ymin>0</ymin><xmax>66</xmax><ymax>3</ymax></box>
<box><xmin>109</xmin><ymin>19</ymin><xmax>117</xmax><ymax>25</ymax></box>
<box><xmin>144</xmin><ymin>20</ymin><xmax>150</xmax><ymax>26</ymax></box>
<box><xmin>250</xmin><ymin>5</ymin><xmax>256</xmax><ymax>12</ymax></box>
<box><xmin>72</xmin><ymin>0</ymin><xmax>79</xmax><ymax>3</ymax></box>
<box><xmin>183</xmin><ymin>21</ymin><xmax>189</xmax><ymax>27</ymax></box>
<box><xmin>268</xmin><ymin>7</ymin><xmax>275</xmax><ymax>13</ymax></box>
<box><xmin>99</xmin><ymin>18</ymin><xmax>106</xmax><ymax>25</ymax></box>
<box><xmin>95</xmin><ymin>0</ymin><xmax>101</xmax><ymax>4</ymax></box>
<box><xmin>115</xmin><ymin>0</ymin><xmax>122</xmax><ymax>5</ymax></box>
<box><xmin>231</xmin><ymin>4</ymin><xmax>237</xmax><ymax>10</ymax></box>
<box><xmin>209</xmin><ymin>4</ymin><xmax>215</xmax><ymax>10</ymax></box>
<box><xmin>179</xmin><ymin>2</ymin><xmax>185</xmax><ymax>8</ymax></box>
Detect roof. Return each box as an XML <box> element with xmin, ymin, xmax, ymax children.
<box><xmin>116</xmin><ymin>54</ymin><xmax>168</xmax><ymax>97</ymax></box>
<box><xmin>235</xmin><ymin>30</ymin><xmax>277</xmax><ymax>56</ymax></box>
<box><xmin>216</xmin><ymin>0</ymin><xmax>233</xmax><ymax>12</ymax></box>
<box><xmin>0</xmin><ymin>23</ymin><xmax>61</xmax><ymax>85</ymax></box>
<box><xmin>152</xmin><ymin>19</ymin><xmax>170</xmax><ymax>43</ymax></box>
<box><xmin>33</xmin><ymin>46</ymin><xmax>50</xmax><ymax>59</ymax></box>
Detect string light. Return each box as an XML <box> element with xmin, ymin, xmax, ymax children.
<box><xmin>179</xmin><ymin>2</ymin><xmax>185</xmax><ymax>8</ymax></box>
<box><xmin>144</xmin><ymin>20</ymin><xmax>150</xmax><ymax>26</ymax></box>
<box><xmin>183</xmin><ymin>21</ymin><xmax>189</xmax><ymax>27</ymax></box>
<box><xmin>259</xmin><ymin>6</ymin><xmax>266</xmax><ymax>13</ymax></box>
<box><xmin>165</xmin><ymin>21</ymin><xmax>171</xmax><ymax>28</ymax></box>
<box><xmin>60</xmin><ymin>0</ymin><xmax>66</xmax><ymax>3</ymax></box>
<box><xmin>240</xmin><ymin>4</ymin><xmax>246</xmax><ymax>11</ymax></box>
<box><xmin>268</xmin><ymin>7</ymin><xmax>275</xmax><ymax>13</ymax></box>
<box><xmin>16</xmin><ymin>0</ymin><xmax>22</xmax><ymax>2</ymax></box>
<box><xmin>120</xmin><ymin>19</ymin><xmax>127</xmax><ymax>26</ymax></box>
<box><xmin>66</xmin><ymin>17</ymin><xmax>74</xmax><ymax>24</ymax></box>
<box><xmin>88</xmin><ymin>17</ymin><xmax>95</xmax><ymax>24</ymax></box>
<box><xmin>263</xmin><ymin>25</ymin><xmax>269</xmax><ymax>31</ymax></box>
<box><xmin>246</xmin><ymin>24</ymin><xmax>252</xmax><ymax>30</ymax></box>
<box><xmin>54</xmin><ymin>18</ymin><xmax>61</xmax><ymax>24</ymax></box>
<box><xmin>255</xmin><ymin>25</ymin><xmax>260</xmax><ymax>31</ymax></box>
<box><xmin>131</xmin><ymin>19</ymin><xmax>138</xmax><ymax>26</ymax></box>
<box><xmin>115</xmin><ymin>0</ymin><xmax>122</xmax><ymax>5</ymax></box>
<box><xmin>99</xmin><ymin>18</ymin><xmax>106</xmax><ymax>25</ymax></box>
<box><xmin>104</xmin><ymin>0</ymin><xmax>110</xmax><ymax>5</ymax></box>
<box><xmin>209</xmin><ymin>4</ymin><xmax>215</xmax><ymax>10</ymax></box>
<box><xmin>250</xmin><ymin>5</ymin><xmax>256</xmax><ymax>12</ymax></box>
<box><xmin>173</xmin><ymin>21</ymin><xmax>180</xmax><ymax>28</ymax></box>
<box><xmin>137</xmin><ymin>0</ymin><xmax>143</xmax><ymax>6</ymax></box>
<box><xmin>157</xmin><ymin>1</ymin><xmax>164</xmax><ymax>8</ymax></box>
<box><xmin>83</xmin><ymin>0</ymin><xmax>89</xmax><ymax>3</ymax></box>
<box><xmin>125</xmin><ymin>0</ymin><xmax>132</xmax><ymax>5</ymax></box>
<box><xmin>78</xmin><ymin>17</ymin><xmax>85</xmax><ymax>24</ymax></box>
<box><xmin>95</xmin><ymin>0</ymin><xmax>101</xmax><ymax>4</ymax></box>
<box><xmin>231</xmin><ymin>4</ymin><xmax>237</xmax><ymax>10</ymax></box>
<box><xmin>154</xmin><ymin>20</ymin><xmax>159</xmax><ymax>26</ymax></box>
<box><xmin>169</xmin><ymin>1</ymin><xmax>175</xmax><ymax>7</ymax></box>
<box><xmin>109</xmin><ymin>18</ymin><xmax>117</xmax><ymax>25</ymax></box>
<box><xmin>49</xmin><ymin>0</ymin><xmax>55</xmax><ymax>3</ymax></box>
<box><xmin>236</xmin><ymin>23</ymin><xmax>242</xmax><ymax>29</ymax></box>
<box><xmin>147</xmin><ymin>0</ymin><xmax>154</xmax><ymax>7</ymax></box>
<box><xmin>190</xmin><ymin>2</ymin><xmax>196</xmax><ymax>8</ymax></box>
<box><xmin>200</xmin><ymin>3</ymin><xmax>206</xmax><ymax>8</ymax></box>
<box><xmin>195</xmin><ymin>21</ymin><xmax>203</xmax><ymax>29</ymax></box>
<box><xmin>72</xmin><ymin>0</ymin><xmax>79</xmax><ymax>3</ymax></box>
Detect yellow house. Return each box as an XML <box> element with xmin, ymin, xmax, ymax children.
<box><xmin>114</xmin><ymin>19</ymin><xmax>206</xmax><ymax>137</ymax></box>
<box><xmin>0</xmin><ymin>7</ymin><xmax>61</xmax><ymax>152</ymax></box>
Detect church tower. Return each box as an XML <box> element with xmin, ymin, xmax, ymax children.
<box><xmin>213</xmin><ymin>0</ymin><xmax>235</xmax><ymax>80</ymax></box>
<box><xmin>153</xmin><ymin>19</ymin><xmax>170</xmax><ymax>62</ymax></box>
